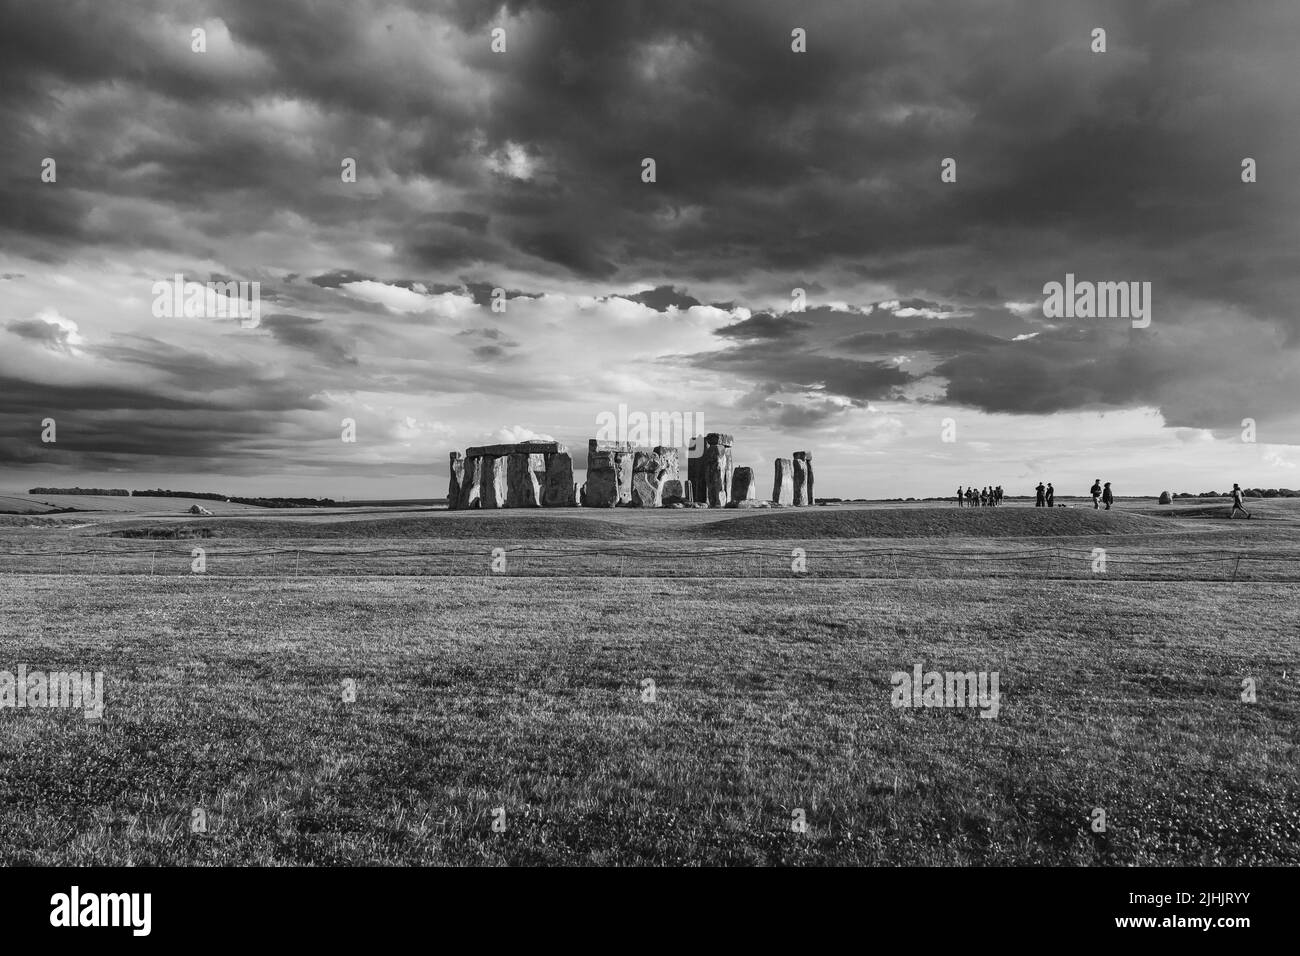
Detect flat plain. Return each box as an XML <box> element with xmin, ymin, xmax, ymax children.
<box><xmin>0</xmin><ymin>496</ymin><xmax>1296</xmax><ymax>865</ymax></box>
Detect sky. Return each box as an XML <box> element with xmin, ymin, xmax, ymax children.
<box><xmin>2</xmin><ymin>0</ymin><xmax>1298</xmax><ymax>500</ymax></box>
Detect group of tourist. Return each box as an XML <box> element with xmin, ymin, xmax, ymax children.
<box><xmin>1034</xmin><ymin>480</ymin><xmax>1113</xmax><ymax>507</ymax></box>
<box><xmin>957</xmin><ymin>485</ymin><xmax>1003</xmax><ymax>507</ymax></box>
<box><xmin>955</xmin><ymin>479</ymin><xmax>1254</xmax><ymax>517</ymax></box>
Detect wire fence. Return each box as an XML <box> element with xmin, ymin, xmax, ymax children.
<box><xmin>1</xmin><ymin>542</ymin><xmax>1298</xmax><ymax>582</ymax></box>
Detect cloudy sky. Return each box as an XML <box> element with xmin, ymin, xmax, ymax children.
<box><xmin>2</xmin><ymin>0</ymin><xmax>1298</xmax><ymax>499</ymax></box>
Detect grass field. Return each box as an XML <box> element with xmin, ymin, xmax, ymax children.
<box><xmin>0</xmin><ymin>500</ymin><xmax>1296</xmax><ymax>865</ymax></box>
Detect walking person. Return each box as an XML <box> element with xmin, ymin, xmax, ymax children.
<box><xmin>1035</xmin><ymin>482</ymin><xmax>1046</xmax><ymax>507</ymax></box>
<box><xmin>1045</xmin><ymin>482</ymin><xmax>1054</xmax><ymax>508</ymax></box>
<box><xmin>1229</xmin><ymin>483</ymin><xmax>1252</xmax><ymax>519</ymax></box>
<box><xmin>1090</xmin><ymin>479</ymin><xmax>1102</xmax><ymax>509</ymax></box>
<box><xmin>1102</xmin><ymin>481</ymin><xmax>1114</xmax><ymax>510</ymax></box>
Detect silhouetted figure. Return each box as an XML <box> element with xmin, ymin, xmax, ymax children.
<box><xmin>1090</xmin><ymin>479</ymin><xmax>1102</xmax><ymax>509</ymax></box>
<box><xmin>1035</xmin><ymin>482</ymin><xmax>1046</xmax><ymax>507</ymax></box>
<box><xmin>1045</xmin><ymin>482</ymin><xmax>1054</xmax><ymax>508</ymax></box>
<box><xmin>1230</xmin><ymin>483</ymin><xmax>1251</xmax><ymax>518</ymax></box>
<box><xmin>995</xmin><ymin>485</ymin><xmax>1003</xmax><ymax>506</ymax></box>
<box><xmin>1102</xmin><ymin>481</ymin><xmax>1114</xmax><ymax>510</ymax></box>
<box><xmin>957</xmin><ymin>485</ymin><xmax>964</xmax><ymax>507</ymax></box>
<box><xmin>967</xmin><ymin>487</ymin><xmax>976</xmax><ymax>507</ymax></box>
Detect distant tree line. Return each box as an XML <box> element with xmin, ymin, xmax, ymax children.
<box><xmin>29</xmin><ymin>487</ymin><xmax>130</xmax><ymax>496</ymax></box>
<box><xmin>30</xmin><ymin>487</ymin><xmax>337</xmax><ymax>507</ymax></box>
<box><xmin>133</xmin><ymin>489</ymin><xmax>228</xmax><ymax>501</ymax></box>
<box><xmin>1175</xmin><ymin>489</ymin><xmax>1299</xmax><ymax>498</ymax></box>
<box><xmin>226</xmin><ymin>496</ymin><xmax>338</xmax><ymax>508</ymax></box>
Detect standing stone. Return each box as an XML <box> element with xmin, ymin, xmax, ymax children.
<box><xmin>794</xmin><ymin>451</ymin><xmax>813</xmax><ymax>504</ymax></box>
<box><xmin>542</xmin><ymin>452</ymin><xmax>577</xmax><ymax>506</ymax></box>
<box><xmin>793</xmin><ymin>458</ymin><xmax>808</xmax><ymax>506</ymax></box>
<box><xmin>704</xmin><ymin>435</ymin><xmax>733</xmax><ymax>508</ymax></box>
<box><xmin>448</xmin><ymin>452</ymin><xmax>464</xmax><ymax>509</ymax></box>
<box><xmin>687</xmin><ymin>437</ymin><xmax>706</xmax><ymax>502</ymax></box>
<box><xmin>530</xmin><ymin>453</ymin><xmax>548</xmax><ymax>488</ymax></box>
<box><xmin>653</xmin><ymin>446</ymin><xmax>680</xmax><ymax>480</ymax></box>
<box><xmin>457</xmin><ymin>456</ymin><xmax>483</xmax><ymax>509</ymax></box>
<box><xmin>661</xmin><ymin>479</ymin><xmax>685</xmax><ymax>503</ymax></box>
<box><xmin>614</xmin><ymin>451</ymin><xmax>634</xmax><ymax>505</ymax></box>
<box><xmin>772</xmin><ymin>458</ymin><xmax>794</xmax><ymax>505</ymax></box>
<box><xmin>480</xmin><ymin>455</ymin><xmax>509</xmax><ymax>509</ymax></box>
<box><xmin>506</xmin><ymin>453</ymin><xmax>542</xmax><ymax>507</ymax></box>
<box><xmin>584</xmin><ymin>448</ymin><xmax>619</xmax><ymax>507</ymax></box>
<box><xmin>730</xmin><ymin>466</ymin><xmax>756</xmax><ymax>503</ymax></box>
<box><xmin>630</xmin><ymin>449</ymin><xmax>665</xmax><ymax>507</ymax></box>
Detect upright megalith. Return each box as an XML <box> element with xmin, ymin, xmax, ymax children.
<box><xmin>506</xmin><ymin>453</ymin><xmax>542</xmax><ymax>507</ymax></box>
<box><xmin>687</xmin><ymin>438</ymin><xmax>706</xmax><ymax>503</ymax></box>
<box><xmin>792</xmin><ymin>458</ymin><xmax>808</xmax><ymax>506</ymax></box>
<box><xmin>730</xmin><ymin>466</ymin><xmax>756</xmax><ymax>504</ymax></box>
<box><xmin>1158</xmin><ymin>490</ymin><xmax>1172</xmax><ymax>505</ymax></box>
<box><xmin>458</xmin><ymin>455</ymin><xmax>483</xmax><ymax>509</ymax></box>
<box><xmin>448</xmin><ymin>452</ymin><xmax>465</xmax><ymax>509</ymax></box>
<box><xmin>585</xmin><ymin>442</ymin><xmax>620</xmax><ymax>508</ymax></box>
<box><xmin>480</xmin><ymin>455</ymin><xmax>509</xmax><ymax>509</ymax></box>
<box><xmin>772</xmin><ymin>458</ymin><xmax>794</xmax><ymax>505</ymax></box>
<box><xmin>630</xmin><ymin>446</ymin><xmax>677</xmax><ymax>507</ymax></box>
<box><xmin>703</xmin><ymin>433</ymin><xmax>733</xmax><ymax>508</ymax></box>
<box><xmin>542</xmin><ymin>452</ymin><xmax>577</xmax><ymax>506</ymax></box>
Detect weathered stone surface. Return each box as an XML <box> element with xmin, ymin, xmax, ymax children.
<box><xmin>479</xmin><ymin>455</ymin><xmax>509</xmax><ymax>509</ymax></box>
<box><xmin>654</xmin><ymin>446</ymin><xmax>680</xmax><ymax>480</ymax></box>
<box><xmin>448</xmin><ymin>452</ymin><xmax>464</xmax><ymax>509</ymax></box>
<box><xmin>584</xmin><ymin>451</ymin><xmax>619</xmax><ymax>508</ymax></box>
<box><xmin>660</xmin><ymin>479</ymin><xmax>684</xmax><ymax>501</ymax></box>
<box><xmin>457</xmin><ymin>456</ymin><xmax>482</xmax><ymax>509</ymax></box>
<box><xmin>772</xmin><ymin>458</ymin><xmax>794</xmax><ymax>505</ymax></box>
<box><xmin>730</xmin><ymin>466</ymin><xmax>756</xmax><ymax>503</ymax></box>
<box><xmin>705</xmin><ymin>432</ymin><xmax>734</xmax><ymax>446</ymax></box>
<box><xmin>542</xmin><ymin>452</ymin><xmax>577</xmax><ymax>506</ymax></box>
<box><xmin>793</xmin><ymin>458</ymin><xmax>808</xmax><ymax>506</ymax></box>
<box><xmin>589</xmin><ymin>439</ymin><xmax>637</xmax><ymax>454</ymax></box>
<box><xmin>805</xmin><ymin>458</ymin><xmax>814</xmax><ymax>504</ymax></box>
<box><xmin>630</xmin><ymin>472</ymin><xmax>662</xmax><ymax>507</ymax></box>
<box><xmin>687</xmin><ymin>442</ymin><xmax>706</xmax><ymax>502</ymax></box>
<box><xmin>615</xmin><ymin>451</ymin><xmax>634</xmax><ymax>505</ymax></box>
<box><xmin>188</xmin><ymin>504</ymin><xmax>213</xmax><ymax>515</ymax></box>
<box><xmin>1158</xmin><ymin>490</ymin><xmax>1172</xmax><ymax>505</ymax></box>
<box><xmin>704</xmin><ymin>443</ymin><xmax>732</xmax><ymax>507</ymax></box>
<box><xmin>466</xmin><ymin>441</ymin><xmax>566</xmax><ymax>458</ymax></box>
<box><xmin>506</xmin><ymin>453</ymin><xmax>542</xmax><ymax>507</ymax></box>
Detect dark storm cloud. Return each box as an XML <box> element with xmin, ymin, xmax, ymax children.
<box><xmin>259</xmin><ymin>314</ymin><xmax>358</xmax><ymax>365</ymax></box>
<box><xmin>5</xmin><ymin>318</ymin><xmax>76</xmax><ymax>352</ymax></box>
<box><xmin>1</xmin><ymin>0</ymin><xmax>1298</xmax><ymax>459</ymax></box>
<box><xmin>714</xmin><ymin>312</ymin><xmax>810</xmax><ymax>340</ymax></box>
<box><xmin>622</xmin><ymin>286</ymin><xmax>701</xmax><ymax>312</ymax></box>
<box><xmin>681</xmin><ymin>343</ymin><xmax>913</xmax><ymax>403</ymax></box>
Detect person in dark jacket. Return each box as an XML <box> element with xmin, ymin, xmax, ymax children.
<box><xmin>1102</xmin><ymin>482</ymin><xmax>1114</xmax><ymax>510</ymax></box>
<box><xmin>1229</xmin><ymin>483</ymin><xmax>1251</xmax><ymax>518</ymax></box>
<box><xmin>1035</xmin><ymin>482</ymin><xmax>1046</xmax><ymax>507</ymax></box>
<box><xmin>1090</xmin><ymin>479</ymin><xmax>1102</xmax><ymax>509</ymax></box>
<box><xmin>1045</xmin><ymin>482</ymin><xmax>1055</xmax><ymax>507</ymax></box>
<box><xmin>957</xmin><ymin>485</ymin><xmax>964</xmax><ymax>507</ymax></box>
